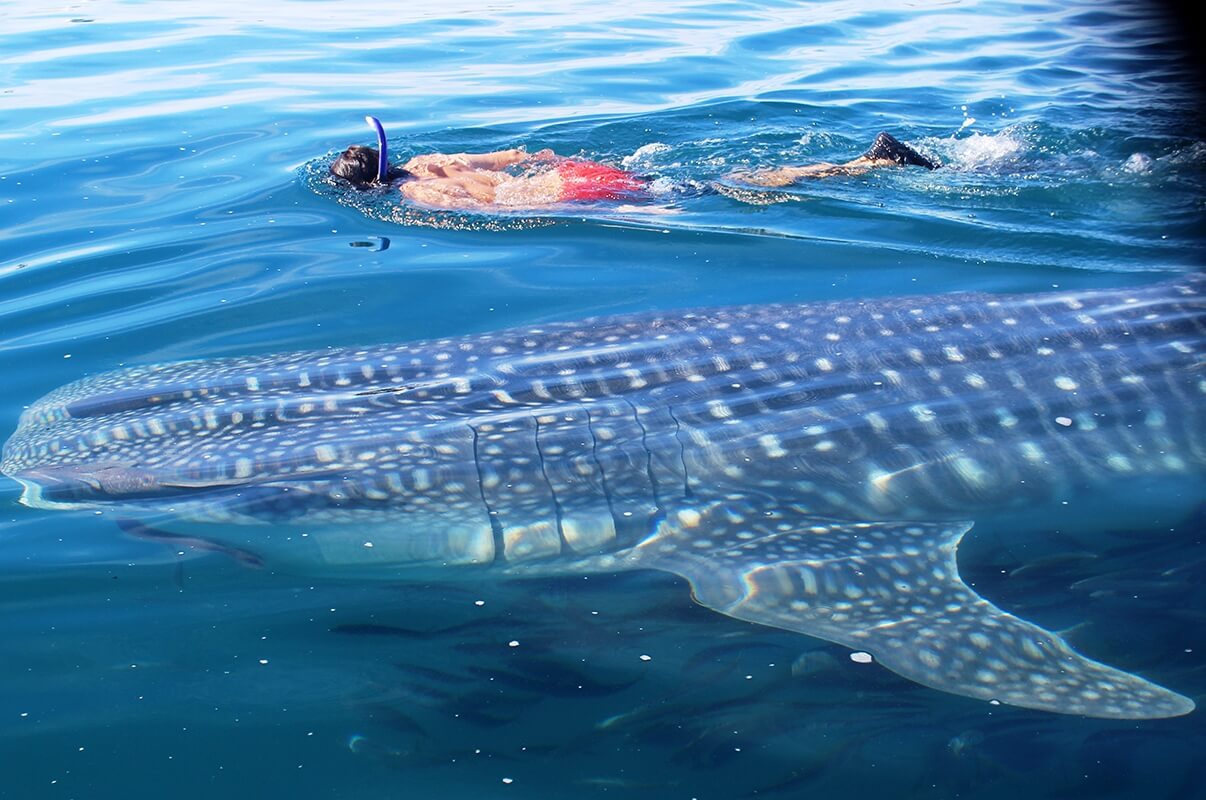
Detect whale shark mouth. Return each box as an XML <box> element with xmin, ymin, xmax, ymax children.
<box><xmin>11</xmin><ymin>463</ymin><xmax>261</xmax><ymax>509</ymax></box>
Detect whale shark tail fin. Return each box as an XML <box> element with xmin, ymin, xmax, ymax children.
<box><xmin>639</xmin><ymin>498</ymin><xmax>1193</xmax><ymax>719</ymax></box>
<box><xmin>863</xmin><ymin>132</ymin><xmax>940</xmax><ymax>169</ymax></box>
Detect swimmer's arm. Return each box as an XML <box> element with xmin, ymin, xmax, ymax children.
<box><xmin>406</xmin><ymin>149</ymin><xmax>557</xmax><ymax>174</ymax></box>
<box><xmin>401</xmin><ymin>152</ymin><xmax>512</xmax><ymax>175</ymax></box>
<box><xmin>458</xmin><ymin>148</ymin><xmax>557</xmax><ymax>170</ymax></box>
<box><xmin>458</xmin><ymin>149</ymin><xmax>532</xmax><ymax>170</ymax></box>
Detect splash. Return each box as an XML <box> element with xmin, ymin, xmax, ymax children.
<box><xmin>622</xmin><ymin>142</ymin><xmax>671</xmax><ymax>169</ymax></box>
<box><xmin>1121</xmin><ymin>153</ymin><xmax>1154</xmax><ymax>175</ymax></box>
<box><xmin>941</xmin><ymin>129</ymin><xmax>1027</xmax><ymax>171</ymax></box>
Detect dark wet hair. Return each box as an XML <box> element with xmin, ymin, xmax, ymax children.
<box><xmin>330</xmin><ymin>145</ymin><xmax>413</xmax><ymax>188</ymax></box>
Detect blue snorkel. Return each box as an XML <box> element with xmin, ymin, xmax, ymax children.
<box><xmin>365</xmin><ymin>115</ymin><xmax>389</xmax><ymax>183</ymax></box>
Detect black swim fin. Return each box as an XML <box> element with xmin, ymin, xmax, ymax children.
<box><xmin>863</xmin><ymin>132</ymin><xmax>939</xmax><ymax>169</ymax></box>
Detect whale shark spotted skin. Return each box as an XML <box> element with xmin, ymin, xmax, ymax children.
<box><xmin>4</xmin><ymin>277</ymin><xmax>1203</xmax><ymax>719</ymax></box>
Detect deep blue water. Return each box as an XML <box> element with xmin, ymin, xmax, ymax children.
<box><xmin>1</xmin><ymin>1</ymin><xmax>1204</xmax><ymax>798</ymax></box>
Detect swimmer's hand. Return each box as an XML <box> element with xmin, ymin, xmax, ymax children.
<box><xmin>494</xmin><ymin>148</ymin><xmax>528</xmax><ymax>167</ymax></box>
<box><xmin>527</xmin><ymin>148</ymin><xmax>557</xmax><ymax>163</ymax></box>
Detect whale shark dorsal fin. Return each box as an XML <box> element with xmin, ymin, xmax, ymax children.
<box><xmin>638</xmin><ymin>499</ymin><xmax>1193</xmax><ymax>719</ymax></box>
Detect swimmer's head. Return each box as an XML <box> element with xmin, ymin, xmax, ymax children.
<box><xmin>330</xmin><ymin>145</ymin><xmax>413</xmax><ymax>188</ymax></box>
<box><xmin>330</xmin><ymin>145</ymin><xmax>380</xmax><ymax>187</ymax></box>
<box><xmin>331</xmin><ymin>116</ymin><xmax>412</xmax><ymax>189</ymax></box>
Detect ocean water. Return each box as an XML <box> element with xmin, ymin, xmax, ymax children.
<box><xmin>1</xmin><ymin>1</ymin><xmax>1204</xmax><ymax>798</ymax></box>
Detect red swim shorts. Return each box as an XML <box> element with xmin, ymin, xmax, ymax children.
<box><xmin>555</xmin><ymin>159</ymin><xmax>646</xmax><ymax>202</ymax></box>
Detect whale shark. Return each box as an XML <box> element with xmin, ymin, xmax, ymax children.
<box><xmin>3</xmin><ymin>276</ymin><xmax>1203</xmax><ymax>719</ymax></box>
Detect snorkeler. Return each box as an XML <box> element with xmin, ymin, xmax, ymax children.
<box><xmin>329</xmin><ymin>117</ymin><xmax>938</xmax><ymax>210</ymax></box>
<box><xmin>330</xmin><ymin>117</ymin><xmax>647</xmax><ymax>211</ymax></box>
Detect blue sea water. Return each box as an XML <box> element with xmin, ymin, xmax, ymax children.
<box><xmin>1</xmin><ymin>1</ymin><xmax>1204</xmax><ymax>797</ymax></box>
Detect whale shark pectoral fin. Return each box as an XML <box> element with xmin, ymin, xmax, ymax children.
<box><xmin>640</xmin><ymin>502</ymin><xmax>1193</xmax><ymax>720</ymax></box>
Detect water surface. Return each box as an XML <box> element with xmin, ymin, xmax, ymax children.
<box><xmin>1</xmin><ymin>1</ymin><xmax>1203</xmax><ymax>798</ymax></box>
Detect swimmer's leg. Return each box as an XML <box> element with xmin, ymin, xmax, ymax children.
<box><xmin>729</xmin><ymin>132</ymin><xmax>938</xmax><ymax>186</ymax></box>
<box><xmin>726</xmin><ymin>162</ymin><xmax>854</xmax><ymax>186</ymax></box>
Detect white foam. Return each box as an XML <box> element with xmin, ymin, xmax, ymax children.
<box><xmin>646</xmin><ymin>176</ymin><xmax>679</xmax><ymax>196</ymax></box>
<box><xmin>622</xmin><ymin>142</ymin><xmax>670</xmax><ymax>168</ymax></box>
<box><xmin>945</xmin><ymin>130</ymin><xmax>1026</xmax><ymax>170</ymax></box>
<box><xmin>1121</xmin><ymin>153</ymin><xmax>1154</xmax><ymax>174</ymax></box>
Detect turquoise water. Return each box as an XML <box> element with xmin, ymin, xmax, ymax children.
<box><xmin>1</xmin><ymin>1</ymin><xmax>1203</xmax><ymax>797</ymax></box>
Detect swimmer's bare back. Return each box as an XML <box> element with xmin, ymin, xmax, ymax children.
<box><xmin>396</xmin><ymin>149</ymin><xmax>670</xmax><ymax>213</ymax></box>
<box><xmin>398</xmin><ymin>148</ymin><xmax>564</xmax><ymax>210</ymax></box>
